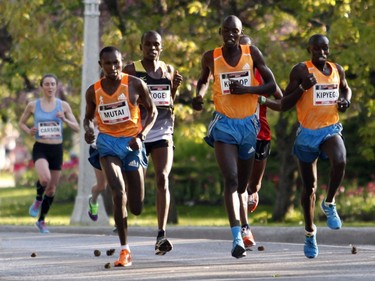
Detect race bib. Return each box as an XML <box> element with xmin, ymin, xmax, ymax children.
<box><xmin>98</xmin><ymin>100</ymin><xmax>131</xmax><ymax>124</ymax></box>
<box><xmin>38</xmin><ymin>121</ymin><xmax>62</xmax><ymax>138</ymax></box>
<box><xmin>220</xmin><ymin>71</ymin><xmax>251</xmax><ymax>95</ymax></box>
<box><xmin>313</xmin><ymin>84</ymin><xmax>339</xmax><ymax>105</ymax></box>
<box><xmin>148</xmin><ymin>84</ymin><xmax>171</xmax><ymax>106</ymax></box>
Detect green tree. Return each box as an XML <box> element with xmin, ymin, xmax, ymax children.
<box><xmin>246</xmin><ymin>0</ymin><xmax>375</xmax><ymax>220</ymax></box>
<box><xmin>0</xmin><ymin>1</ymin><xmax>83</xmax><ymax>150</ymax></box>
<box><xmin>1</xmin><ymin>0</ymin><xmax>374</xmax><ymax>222</ymax></box>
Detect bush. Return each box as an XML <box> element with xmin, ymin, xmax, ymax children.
<box><xmin>317</xmin><ymin>179</ymin><xmax>375</xmax><ymax>223</ymax></box>
<box><xmin>14</xmin><ymin>166</ymin><xmax>77</xmax><ymax>203</ymax></box>
<box><xmin>54</xmin><ymin>168</ymin><xmax>78</xmax><ymax>203</ymax></box>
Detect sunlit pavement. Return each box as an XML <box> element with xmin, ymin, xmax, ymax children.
<box><xmin>1</xmin><ymin>226</ymin><xmax>375</xmax><ymax>281</ymax></box>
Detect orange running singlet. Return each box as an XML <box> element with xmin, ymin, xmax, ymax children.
<box><xmin>296</xmin><ymin>61</ymin><xmax>340</xmax><ymax>129</ymax></box>
<box><xmin>94</xmin><ymin>74</ymin><xmax>141</xmax><ymax>137</ymax></box>
<box><xmin>213</xmin><ymin>45</ymin><xmax>259</xmax><ymax>119</ymax></box>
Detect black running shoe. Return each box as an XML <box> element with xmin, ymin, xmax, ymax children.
<box><xmin>231</xmin><ymin>239</ymin><xmax>246</xmax><ymax>259</ymax></box>
<box><xmin>155</xmin><ymin>237</ymin><xmax>173</xmax><ymax>256</ymax></box>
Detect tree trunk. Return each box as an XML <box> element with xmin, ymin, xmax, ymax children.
<box><xmin>272</xmin><ymin>114</ymin><xmax>299</xmax><ymax>222</ymax></box>
<box><xmin>167</xmin><ymin>180</ymin><xmax>178</xmax><ymax>224</ymax></box>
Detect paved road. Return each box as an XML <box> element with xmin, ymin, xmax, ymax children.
<box><xmin>1</xmin><ymin>226</ymin><xmax>375</xmax><ymax>281</ymax></box>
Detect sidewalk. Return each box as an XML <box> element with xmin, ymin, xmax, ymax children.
<box><xmin>2</xmin><ymin>224</ymin><xmax>375</xmax><ymax>245</ymax></box>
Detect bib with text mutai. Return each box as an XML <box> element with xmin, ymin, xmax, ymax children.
<box><xmin>94</xmin><ymin>74</ymin><xmax>141</xmax><ymax>137</ymax></box>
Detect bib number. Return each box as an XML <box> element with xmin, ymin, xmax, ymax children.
<box><xmin>38</xmin><ymin>121</ymin><xmax>62</xmax><ymax>138</ymax></box>
<box><xmin>220</xmin><ymin>71</ymin><xmax>251</xmax><ymax>95</ymax></box>
<box><xmin>98</xmin><ymin>101</ymin><xmax>131</xmax><ymax>124</ymax></box>
<box><xmin>149</xmin><ymin>84</ymin><xmax>171</xmax><ymax>106</ymax></box>
<box><xmin>313</xmin><ymin>84</ymin><xmax>339</xmax><ymax>105</ymax></box>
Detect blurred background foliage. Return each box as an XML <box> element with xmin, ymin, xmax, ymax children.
<box><xmin>0</xmin><ymin>0</ymin><xmax>374</xmax><ymax>223</ymax></box>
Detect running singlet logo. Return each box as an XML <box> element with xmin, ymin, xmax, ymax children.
<box><xmin>148</xmin><ymin>84</ymin><xmax>171</xmax><ymax>106</ymax></box>
<box><xmin>313</xmin><ymin>84</ymin><xmax>339</xmax><ymax>105</ymax></box>
<box><xmin>38</xmin><ymin>121</ymin><xmax>62</xmax><ymax>138</ymax></box>
<box><xmin>98</xmin><ymin>100</ymin><xmax>131</xmax><ymax>124</ymax></box>
<box><xmin>220</xmin><ymin>71</ymin><xmax>251</xmax><ymax>95</ymax></box>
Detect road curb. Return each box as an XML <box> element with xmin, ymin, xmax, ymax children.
<box><xmin>2</xmin><ymin>225</ymin><xmax>375</xmax><ymax>245</ymax></box>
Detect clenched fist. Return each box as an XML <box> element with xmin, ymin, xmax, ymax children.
<box><xmin>192</xmin><ymin>95</ymin><xmax>204</xmax><ymax>111</ymax></box>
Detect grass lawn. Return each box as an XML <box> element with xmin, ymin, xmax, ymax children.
<box><xmin>0</xmin><ymin>186</ymin><xmax>278</xmax><ymax>227</ymax></box>
<box><xmin>2</xmin><ymin>186</ymin><xmax>373</xmax><ymax>228</ymax></box>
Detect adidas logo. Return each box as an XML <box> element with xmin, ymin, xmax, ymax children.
<box><xmin>248</xmin><ymin>147</ymin><xmax>255</xmax><ymax>154</ymax></box>
<box><xmin>118</xmin><ymin>93</ymin><xmax>126</xmax><ymax>100</ymax></box>
<box><xmin>128</xmin><ymin>160</ymin><xmax>138</xmax><ymax>168</ymax></box>
<box><xmin>242</xmin><ymin>63</ymin><xmax>250</xmax><ymax>70</ymax></box>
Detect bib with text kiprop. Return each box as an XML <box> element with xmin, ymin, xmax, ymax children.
<box><xmin>220</xmin><ymin>71</ymin><xmax>251</xmax><ymax>95</ymax></box>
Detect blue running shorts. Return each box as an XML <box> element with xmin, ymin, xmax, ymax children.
<box><xmin>204</xmin><ymin>111</ymin><xmax>260</xmax><ymax>160</ymax></box>
<box><xmin>88</xmin><ymin>146</ymin><xmax>101</xmax><ymax>170</ymax></box>
<box><xmin>96</xmin><ymin>133</ymin><xmax>148</xmax><ymax>171</ymax></box>
<box><xmin>293</xmin><ymin>123</ymin><xmax>343</xmax><ymax>163</ymax></box>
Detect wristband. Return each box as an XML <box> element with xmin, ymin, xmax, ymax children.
<box><xmin>258</xmin><ymin>96</ymin><xmax>266</xmax><ymax>105</ymax></box>
<box><xmin>299</xmin><ymin>84</ymin><xmax>306</xmax><ymax>92</ymax></box>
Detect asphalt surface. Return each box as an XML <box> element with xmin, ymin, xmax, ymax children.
<box><xmin>1</xmin><ymin>225</ymin><xmax>375</xmax><ymax>281</ymax></box>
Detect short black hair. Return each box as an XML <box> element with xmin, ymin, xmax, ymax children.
<box><xmin>222</xmin><ymin>15</ymin><xmax>242</xmax><ymax>29</ymax></box>
<box><xmin>140</xmin><ymin>30</ymin><xmax>161</xmax><ymax>44</ymax></box>
<box><xmin>99</xmin><ymin>46</ymin><xmax>121</xmax><ymax>59</ymax></box>
<box><xmin>308</xmin><ymin>34</ymin><xmax>328</xmax><ymax>46</ymax></box>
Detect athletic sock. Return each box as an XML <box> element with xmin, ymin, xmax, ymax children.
<box><xmin>305</xmin><ymin>225</ymin><xmax>317</xmax><ymax>236</ymax></box>
<box><xmin>39</xmin><ymin>195</ymin><xmax>54</xmax><ymax>221</ymax></box>
<box><xmin>36</xmin><ymin>181</ymin><xmax>45</xmax><ymax>201</ymax></box>
<box><xmin>157</xmin><ymin>230</ymin><xmax>166</xmax><ymax>238</ymax></box>
<box><xmin>241</xmin><ymin>224</ymin><xmax>250</xmax><ymax>230</ymax></box>
<box><xmin>231</xmin><ymin>226</ymin><xmax>242</xmax><ymax>241</ymax></box>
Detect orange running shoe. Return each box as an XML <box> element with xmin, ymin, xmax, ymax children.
<box><xmin>114</xmin><ymin>249</ymin><xmax>132</xmax><ymax>267</ymax></box>
<box><xmin>248</xmin><ymin>192</ymin><xmax>259</xmax><ymax>213</ymax></box>
<box><xmin>241</xmin><ymin>227</ymin><xmax>256</xmax><ymax>249</ymax></box>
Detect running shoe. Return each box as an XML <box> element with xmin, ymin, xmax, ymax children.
<box><xmin>88</xmin><ymin>196</ymin><xmax>99</xmax><ymax>221</ymax></box>
<box><xmin>114</xmin><ymin>249</ymin><xmax>132</xmax><ymax>267</ymax></box>
<box><xmin>231</xmin><ymin>238</ymin><xmax>246</xmax><ymax>259</ymax></box>
<box><xmin>320</xmin><ymin>199</ymin><xmax>342</xmax><ymax>229</ymax></box>
<box><xmin>248</xmin><ymin>192</ymin><xmax>259</xmax><ymax>213</ymax></box>
<box><xmin>29</xmin><ymin>199</ymin><xmax>42</xmax><ymax>217</ymax></box>
<box><xmin>35</xmin><ymin>221</ymin><xmax>49</xmax><ymax>234</ymax></box>
<box><xmin>241</xmin><ymin>227</ymin><xmax>256</xmax><ymax>248</ymax></box>
<box><xmin>155</xmin><ymin>236</ymin><xmax>173</xmax><ymax>256</ymax></box>
<box><xmin>304</xmin><ymin>226</ymin><xmax>318</xmax><ymax>258</ymax></box>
